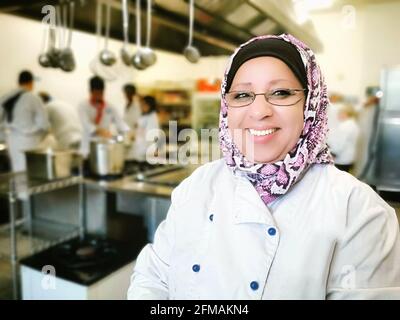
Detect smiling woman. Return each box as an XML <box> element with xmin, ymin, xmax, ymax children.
<box><xmin>127</xmin><ymin>34</ymin><xmax>400</xmax><ymax>300</ymax></box>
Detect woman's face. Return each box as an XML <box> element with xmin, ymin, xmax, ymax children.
<box><xmin>227</xmin><ymin>56</ymin><xmax>305</xmax><ymax>163</ymax></box>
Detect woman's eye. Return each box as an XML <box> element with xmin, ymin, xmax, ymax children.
<box><xmin>233</xmin><ymin>92</ymin><xmax>251</xmax><ymax>100</ymax></box>
<box><xmin>271</xmin><ymin>89</ymin><xmax>292</xmax><ymax>98</ymax></box>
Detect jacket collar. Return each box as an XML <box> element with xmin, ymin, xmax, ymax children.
<box><xmin>231</xmin><ymin>173</ymin><xmax>276</xmax><ymax>225</ymax></box>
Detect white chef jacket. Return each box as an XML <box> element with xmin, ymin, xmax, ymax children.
<box><xmin>327</xmin><ymin>102</ymin><xmax>345</xmax><ymax>139</ymax></box>
<box><xmin>328</xmin><ymin>118</ymin><xmax>360</xmax><ymax>165</ymax></box>
<box><xmin>128</xmin><ymin>159</ymin><xmax>400</xmax><ymax>300</ymax></box>
<box><xmin>129</xmin><ymin>111</ymin><xmax>161</xmax><ymax>161</ymax></box>
<box><xmin>78</xmin><ymin>100</ymin><xmax>130</xmax><ymax>157</ymax></box>
<box><xmin>46</xmin><ymin>100</ymin><xmax>82</xmax><ymax>149</ymax></box>
<box><xmin>123</xmin><ymin>98</ymin><xmax>142</xmax><ymax>131</ymax></box>
<box><xmin>0</xmin><ymin>89</ymin><xmax>49</xmax><ymax>172</ymax></box>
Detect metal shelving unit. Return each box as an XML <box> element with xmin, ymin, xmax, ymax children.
<box><xmin>0</xmin><ymin>172</ymin><xmax>83</xmax><ymax>299</ymax></box>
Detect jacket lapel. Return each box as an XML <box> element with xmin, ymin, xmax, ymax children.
<box><xmin>232</xmin><ymin>175</ymin><xmax>275</xmax><ymax>225</ymax></box>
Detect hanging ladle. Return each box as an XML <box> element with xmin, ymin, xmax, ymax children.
<box><xmin>183</xmin><ymin>0</ymin><xmax>200</xmax><ymax>63</ymax></box>
<box><xmin>38</xmin><ymin>19</ymin><xmax>51</xmax><ymax>67</ymax></box>
<box><xmin>120</xmin><ymin>0</ymin><xmax>131</xmax><ymax>66</ymax></box>
<box><xmin>59</xmin><ymin>1</ymin><xmax>76</xmax><ymax>72</ymax></box>
<box><xmin>141</xmin><ymin>0</ymin><xmax>156</xmax><ymax>67</ymax></box>
<box><xmin>45</xmin><ymin>5</ymin><xmax>63</xmax><ymax>68</ymax></box>
<box><xmin>131</xmin><ymin>0</ymin><xmax>147</xmax><ymax>70</ymax></box>
<box><xmin>99</xmin><ymin>1</ymin><xmax>116</xmax><ymax>66</ymax></box>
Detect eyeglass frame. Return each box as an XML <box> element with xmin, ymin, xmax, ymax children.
<box><xmin>224</xmin><ymin>88</ymin><xmax>308</xmax><ymax>108</ymax></box>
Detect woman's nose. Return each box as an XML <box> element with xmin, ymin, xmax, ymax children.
<box><xmin>248</xmin><ymin>95</ymin><xmax>273</xmax><ymax>120</ymax></box>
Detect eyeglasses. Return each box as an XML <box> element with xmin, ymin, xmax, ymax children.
<box><xmin>225</xmin><ymin>88</ymin><xmax>307</xmax><ymax>108</ymax></box>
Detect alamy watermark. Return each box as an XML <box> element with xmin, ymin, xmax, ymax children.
<box><xmin>141</xmin><ymin>122</ymin><xmax>258</xmax><ymax>165</ymax></box>
<box><xmin>41</xmin><ymin>265</ymin><xmax>57</xmax><ymax>290</ymax></box>
<box><xmin>340</xmin><ymin>264</ymin><xmax>356</xmax><ymax>289</ymax></box>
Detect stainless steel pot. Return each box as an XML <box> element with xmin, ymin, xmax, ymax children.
<box><xmin>25</xmin><ymin>148</ymin><xmax>75</xmax><ymax>180</ymax></box>
<box><xmin>89</xmin><ymin>137</ymin><xmax>125</xmax><ymax>176</ymax></box>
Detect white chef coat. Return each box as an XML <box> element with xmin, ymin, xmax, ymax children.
<box><xmin>328</xmin><ymin>118</ymin><xmax>360</xmax><ymax>165</ymax></box>
<box><xmin>46</xmin><ymin>100</ymin><xmax>82</xmax><ymax>149</ymax></box>
<box><xmin>129</xmin><ymin>111</ymin><xmax>161</xmax><ymax>161</ymax></box>
<box><xmin>128</xmin><ymin>159</ymin><xmax>400</xmax><ymax>300</ymax></box>
<box><xmin>78</xmin><ymin>100</ymin><xmax>130</xmax><ymax>157</ymax></box>
<box><xmin>123</xmin><ymin>97</ymin><xmax>142</xmax><ymax>131</ymax></box>
<box><xmin>0</xmin><ymin>89</ymin><xmax>49</xmax><ymax>172</ymax></box>
<box><xmin>326</xmin><ymin>102</ymin><xmax>345</xmax><ymax>141</ymax></box>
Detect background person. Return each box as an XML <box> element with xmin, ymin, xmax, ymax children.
<box><xmin>130</xmin><ymin>95</ymin><xmax>161</xmax><ymax>162</ymax></box>
<box><xmin>328</xmin><ymin>104</ymin><xmax>360</xmax><ymax>173</ymax></box>
<box><xmin>78</xmin><ymin>76</ymin><xmax>130</xmax><ymax>157</ymax></box>
<box><xmin>38</xmin><ymin>92</ymin><xmax>82</xmax><ymax>150</ymax></box>
<box><xmin>0</xmin><ymin>70</ymin><xmax>49</xmax><ymax>172</ymax></box>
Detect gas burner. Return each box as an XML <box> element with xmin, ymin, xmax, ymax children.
<box><xmin>21</xmin><ymin>235</ymin><xmax>146</xmax><ymax>286</ymax></box>
<box><xmin>52</xmin><ymin>236</ymin><xmax>117</xmax><ymax>269</ymax></box>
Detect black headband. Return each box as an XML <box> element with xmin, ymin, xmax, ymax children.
<box><xmin>226</xmin><ymin>38</ymin><xmax>308</xmax><ymax>92</ymax></box>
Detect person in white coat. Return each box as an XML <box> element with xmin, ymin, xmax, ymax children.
<box><xmin>0</xmin><ymin>70</ymin><xmax>49</xmax><ymax>172</ymax></box>
<box><xmin>78</xmin><ymin>76</ymin><xmax>130</xmax><ymax>157</ymax></box>
<box><xmin>123</xmin><ymin>84</ymin><xmax>141</xmax><ymax>133</ymax></box>
<box><xmin>39</xmin><ymin>92</ymin><xmax>82</xmax><ymax>150</ymax></box>
<box><xmin>130</xmin><ymin>96</ymin><xmax>161</xmax><ymax>162</ymax></box>
<box><xmin>123</xmin><ymin>84</ymin><xmax>141</xmax><ymax>160</ymax></box>
<box><xmin>327</xmin><ymin>104</ymin><xmax>360</xmax><ymax>173</ymax></box>
<box><xmin>326</xmin><ymin>93</ymin><xmax>345</xmax><ymax>142</ymax></box>
<box><xmin>128</xmin><ymin>34</ymin><xmax>400</xmax><ymax>299</ymax></box>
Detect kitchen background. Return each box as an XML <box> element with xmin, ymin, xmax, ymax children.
<box><xmin>0</xmin><ymin>0</ymin><xmax>399</xmax><ymax>300</ymax></box>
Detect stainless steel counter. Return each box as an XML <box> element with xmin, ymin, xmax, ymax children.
<box><xmin>83</xmin><ymin>164</ymin><xmax>198</xmax><ymax>197</ymax></box>
<box><xmin>83</xmin><ymin>175</ymin><xmax>174</xmax><ymax>198</ymax></box>
<box><xmin>0</xmin><ymin>164</ymin><xmax>197</xmax><ymax>199</ymax></box>
<box><xmin>0</xmin><ymin>172</ymin><xmax>83</xmax><ymax>299</ymax></box>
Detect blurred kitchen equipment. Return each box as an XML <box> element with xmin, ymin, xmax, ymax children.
<box><xmin>183</xmin><ymin>0</ymin><xmax>200</xmax><ymax>63</ymax></box>
<box><xmin>59</xmin><ymin>1</ymin><xmax>76</xmax><ymax>72</ymax></box>
<box><xmin>131</xmin><ymin>0</ymin><xmax>147</xmax><ymax>70</ymax></box>
<box><xmin>89</xmin><ymin>136</ymin><xmax>125</xmax><ymax>176</ymax></box>
<box><xmin>99</xmin><ymin>1</ymin><xmax>116</xmax><ymax>66</ymax></box>
<box><xmin>25</xmin><ymin>148</ymin><xmax>76</xmax><ymax>180</ymax></box>
<box><xmin>366</xmin><ymin>67</ymin><xmax>400</xmax><ymax>192</ymax></box>
<box><xmin>120</xmin><ymin>0</ymin><xmax>131</xmax><ymax>66</ymax></box>
<box><xmin>0</xmin><ymin>143</ymin><xmax>10</xmax><ymax>173</ymax></box>
<box><xmin>90</xmin><ymin>1</ymin><xmax>118</xmax><ymax>81</ymax></box>
<box><xmin>135</xmin><ymin>165</ymin><xmax>195</xmax><ymax>187</ymax></box>
<box><xmin>38</xmin><ymin>19</ymin><xmax>51</xmax><ymax>67</ymax></box>
<box><xmin>141</xmin><ymin>0</ymin><xmax>157</xmax><ymax>67</ymax></box>
<box><xmin>20</xmin><ymin>235</ymin><xmax>141</xmax><ymax>299</ymax></box>
<box><xmin>44</xmin><ymin>5</ymin><xmax>63</xmax><ymax>68</ymax></box>
<box><xmin>89</xmin><ymin>0</ymin><xmax>103</xmax><ymax>75</ymax></box>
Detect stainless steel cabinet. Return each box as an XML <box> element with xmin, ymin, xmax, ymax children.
<box><xmin>373</xmin><ymin>66</ymin><xmax>400</xmax><ymax>191</ymax></box>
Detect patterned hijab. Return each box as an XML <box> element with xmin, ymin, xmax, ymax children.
<box><xmin>219</xmin><ymin>34</ymin><xmax>333</xmax><ymax>206</ymax></box>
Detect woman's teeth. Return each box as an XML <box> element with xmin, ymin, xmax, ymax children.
<box><xmin>249</xmin><ymin>128</ymin><xmax>278</xmax><ymax>136</ymax></box>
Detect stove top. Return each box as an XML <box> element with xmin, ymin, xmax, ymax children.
<box><xmin>20</xmin><ymin>235</ymin><xmax>144</xmax><ymax>285</ymax></box>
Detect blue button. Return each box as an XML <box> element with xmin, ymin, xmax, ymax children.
<box><xmin>192</xmin><ymin>264</ymin><xmax>200</xmax><ymax>272</ymax></box>
<box><xmin>209</xmin><ymin>214</ymin><xmax>214</xmax><ymax>221</ymax></box>
<box><xmin>268</xmin><ymin>227</ymin><xmax>276</xmax><ymax>236</ymax></box>
<box><xmin>250</xmin><ymin>281</ymin><xmax>259</xmax><ymax>291</ymax></box>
